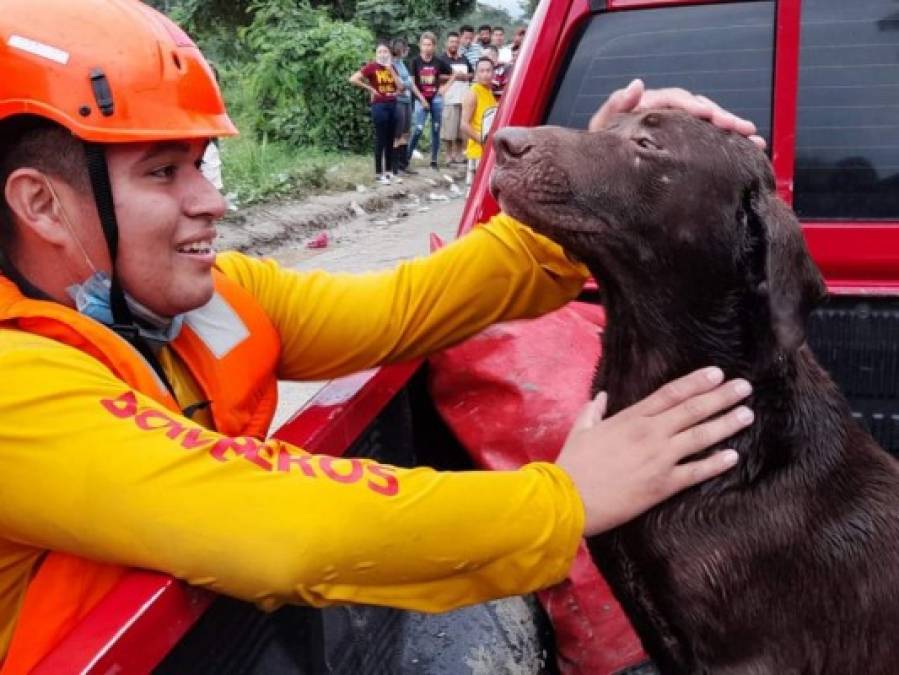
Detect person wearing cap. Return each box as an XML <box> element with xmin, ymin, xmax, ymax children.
<box><xmin>0</xmin><ymin>1</ymin><xmax>764</xmax><ymax>670</ymax></box>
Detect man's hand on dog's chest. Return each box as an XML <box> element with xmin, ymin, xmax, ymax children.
<box><xmin>556</xmin><ymin>366</ymin><xmax>753</xmax><ymax>536</ymax></box>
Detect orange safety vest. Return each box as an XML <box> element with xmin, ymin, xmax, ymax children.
<box><xmin>0</xmin><ymin>268</ymin><xmax>281</xmax><ymax>673</ymax></box>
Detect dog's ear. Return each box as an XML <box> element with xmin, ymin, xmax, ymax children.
<box><xmin>747</xmin><ymin>188</ymin><xmax>826</xmax><ymax>351</ymax></box>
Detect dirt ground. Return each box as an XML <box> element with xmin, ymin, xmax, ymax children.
<box><xmin>217</xmin><ymin>164</ymin><xmax>468</xmax><ymax>259</ymax></box>
<box><xmin>215</xmin><ymin>167</ymin><xmax>467</xmax><ymax>430</ymax></box>
<box><xmin>266</xmin><ymin>184</ymin><xmax>463</xmax><ymax>274</ymax></box>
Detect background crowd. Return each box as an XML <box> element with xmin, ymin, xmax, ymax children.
<box><xmin>350</xmin><ymin>23</ymin><xmax>527</xmax><ymax>185</ymax></box>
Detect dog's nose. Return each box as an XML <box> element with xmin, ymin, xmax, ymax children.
<box><xmin>493</xmin><ymin>127</ymin><xmax>533</xmax><ymax>164</ymax></box>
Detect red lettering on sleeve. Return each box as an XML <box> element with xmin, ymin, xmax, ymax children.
<box><xmin>209</xmin><ymin>436</ymin><xmax>273</xmax><ymax>472</ymax></box>
<box><xmin>99</xmin><ymin>391</ymin><xmax>138</xmax><ymax>418</ymax></box>
<box><xmin>318</xmin><ymin>457</ymin><xmax>364</xmax><ymax>485</ymax></box>
<box><xmin>166</xmin><ymin>421</ymin><xmax>187</xmax><ymax>440</ymax></box>
<box><xmin>180</xmin><ymin>427</ymin><xmax>218</xmax><ymax>450</ymax></box>
<box><xmin>99</xmin><ymin>389</ymin><xmax>402</xmax><ymax>496</ymax></box>
<box><xmin>134</xmin><ymin>409</ymin><xmax>175</xmax><ymax>431</ymax></box>
<box><xmin>276</xmin><ymin>449</ymin><xmax>318</xmax><ymax>478</ymax></box>
<box><xmin>365</xmin><ymin>464</ymin><xmax>399</xmax><ymax>497</ymax></box>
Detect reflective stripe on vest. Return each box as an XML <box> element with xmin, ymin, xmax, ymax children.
<box><xmin>0</xmin><ymin>268</ymin><xmax>280</xmax><ymax>673</ymax></box>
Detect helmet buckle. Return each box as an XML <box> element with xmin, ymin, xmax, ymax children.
<box><xmin>89</xmin><ymin>68</ymin><xmax>114</xmax><ymax>117</ymax></box>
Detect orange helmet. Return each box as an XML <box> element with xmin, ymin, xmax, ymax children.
<box><xmin>0</xmin><ymin>0</ymin><xmax>237</xmax><ymax>142</ymax></box>
<box><xmin>0</xmin><ymin>0</ymin><xmax>237</xmax><ymax>374</ymax></box>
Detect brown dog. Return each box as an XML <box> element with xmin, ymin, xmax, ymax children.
<box><xmin>490</xmin><ymin>112</ymin><xmax>899</xmax><ymax>674</ymax></box>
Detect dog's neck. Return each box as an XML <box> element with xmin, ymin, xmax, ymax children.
<box><xmin>593</xmin><ymin>273</ymin><xmax>773</xmax><ymax>401</ymax></box>
<box><xmin>591</xmin><ymin>268</ymin><xmax>846</xmax><ymax>483</ymax></box>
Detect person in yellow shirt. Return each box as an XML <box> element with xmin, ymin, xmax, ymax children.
<box><xmin>461</xmin><ymin>56</ymin><xmax>499</xmax><ymax>188</ymax></box>
<box><xmin>0</xmin><ymin>1</ymin><xmax>765</xmax><ymax>670</ymax></box>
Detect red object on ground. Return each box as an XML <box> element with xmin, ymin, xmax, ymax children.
<box><xmin>428</xmin><ymin>302</ymin><xmax>647</xmax><ymax>674</ymax></box>
<box><xmin>306</xmin><ymin>232</ymin><xmax>329</xmax><ymax>249</ymax></box>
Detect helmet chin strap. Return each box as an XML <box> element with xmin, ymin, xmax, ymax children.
<box><xmin>83</xmin><ymin>142</ymin><xmax>177</xmax><ymax>397</ymax></box>
<box><xmin>83</xmin><ymin>144</ymin><xmax>131</xmax><ymax>329</ymax></box>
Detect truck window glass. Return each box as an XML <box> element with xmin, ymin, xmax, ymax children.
<box><xmin>794</xmin><ymin>0</ymin><xmax>899</xmax><ymax>220</ymax></box>
<box><xmin>544</xmin><ymin>1</ymin><xmax>775</xmax><ymax>145</ymax></box>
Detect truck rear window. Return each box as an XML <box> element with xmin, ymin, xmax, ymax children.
<box><xmin>793</xmin><ymin>0</ymin><xmax>899</xmax><ymax>220</ymax></box>
<box><xmin>544</xmin><ymin>1</ymin><xmax>775</xmax><ymax>143</ymax></box>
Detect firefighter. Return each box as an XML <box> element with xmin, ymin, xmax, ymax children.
<box><xmin>0</xmin><ymin>1</ymin><xmax>760</xmax><ymax>670</ymax></box>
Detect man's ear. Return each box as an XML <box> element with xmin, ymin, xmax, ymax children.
<box><xmin>747</xmin><ymin>188</ymin><xmax>826</xmax><ymax>351</ymax></box>
<box><xmin>4</xmin><ymin>168</ymin><xmax>69</xmax><ymax>247</ymax></box>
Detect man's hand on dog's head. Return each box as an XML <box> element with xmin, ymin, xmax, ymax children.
<box><xmin>557</xmin><ymin>367</ymin><xmax>754</xmax><ymax>537</ymax></box>
<box><xmin>588</xmin><ymin>78</ymin><xmax>767</xmax><ymax>150</ymax></box>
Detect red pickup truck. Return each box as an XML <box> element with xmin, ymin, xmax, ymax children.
<box><xmin>463</xmin><ymin>0</ymin><xmax>898</xmax><ymax>453</ymax></box>
<box><xmin>34</xmin><ymin>0</ymin><xmax>898</xmax><ymax>672</ymax></box>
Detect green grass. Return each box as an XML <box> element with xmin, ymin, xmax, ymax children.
<box><xmin>215</xmin><ymin>67</ymin><xmax>375</xmax><ymax>207</ymax></box>
<box><xmin>219</xmin><ymin>132</ymin><xmax>373</xmax><ymax>207</ymax></box>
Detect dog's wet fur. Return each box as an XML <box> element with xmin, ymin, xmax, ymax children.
<box><xmin>491</xmin><ymin>112</ymin><xmax>899</xmax><ymax>674</ymax></box>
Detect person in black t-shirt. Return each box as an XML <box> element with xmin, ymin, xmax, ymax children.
<box><xmin>408</xmin><ymin>31</ymin><xmax>452</xmax><ymax>170</ymax></box>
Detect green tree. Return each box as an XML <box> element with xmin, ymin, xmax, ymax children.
<box><xmin>147</xmin><ymin>0</ymin><xmax>493</xmax><ymax>155</ymax></box>
<box><xmin>520</xmin><ymin>0</ymin><xmax>540</xmax><ymax>19</ymax></box>
<box><xmin>353</xmin><ymin>0</ymin><xmax>477</xmax><ymax>44</ymax></box>
<box><xmin>238</xmin><ymin>0</ymin><xmax>374</xmax><ymax>152</ymax></box>
<box><xmin>459</xmin><ymin>4</ymin><xmax>515</xmax><ymax>30</ymax></box>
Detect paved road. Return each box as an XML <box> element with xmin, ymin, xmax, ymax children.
<box><xmin>270</xmin><ymin>196</ymin><xmax>465</xmax><ymax>431</ymax></box>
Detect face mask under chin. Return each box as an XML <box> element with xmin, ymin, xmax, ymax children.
<box><xmin>42</xmin><ymin>178</ymin><xmax>184</xmax><ymax>345</ymax></box>
<box><xmin>67</xmin><ymin>271</ymin><xmax>184</xmax><ymax>345</ymax></box>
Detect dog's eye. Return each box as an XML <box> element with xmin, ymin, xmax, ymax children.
<box><xmin>634</xmin><ymin>137</ymin><xmax>662</xmax><ymax>151</ymax></box>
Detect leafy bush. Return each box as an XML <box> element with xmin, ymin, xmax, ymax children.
<box><xmin>238</xmin><ymin>0</ymin><xmax>375</xmax><ymax>153</ymax></box>
<box><xmin>149</xmin><ymin>0</ymin><xmax>496</xmax><ymax>201</ymax></box>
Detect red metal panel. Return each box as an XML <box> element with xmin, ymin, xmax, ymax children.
<box><xmin>32</xmin><ymin>573</ymin><xmax>212</xmax><ymax>675</ymax></box>
<box><xmin>782</xmin><ymin>2</ymin><xmax>899</xmax><ymax>291</ymax></box>
<box><xmin>806</xmin><ymin>223</ymin><xmax>899</xmax><ymax>294</ymax></box>
<box><xmin>771</xmin><ymin>0</ymin><xmax>801</xmax><ymax>204</ymax></box>
<box><xmin>271</xmin><ymin>361</ymin><xmax>422</xmax><ymax>454</ymax></box>
<box><xmin>607</xmin><ymin>0</ymin><xmax>730</xmax><ymax>7</ymax></box>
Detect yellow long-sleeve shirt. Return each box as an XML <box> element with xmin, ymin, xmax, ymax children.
<box><xmin>0</xmin><ymin>214</ymin><xmax>589</xmax><ymax>656</ymax></box>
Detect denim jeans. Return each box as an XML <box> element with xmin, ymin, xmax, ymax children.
<box><xmin>408</xmin><ymin>95</ymin><xmax>443</xmax><ymax>164</ymax></box>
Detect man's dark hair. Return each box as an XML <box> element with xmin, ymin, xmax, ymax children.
<box><xmin>0</xmin><ymin>117</ymin><xmax>88</xmax><ymax>248</ymax></box>
<box><xmin>478</xmin><ymin>24</ymin><xmax>492</xmax><ymax>32</ymax></box>
<box><xmin>476</xmin><ymin>56</ymin><xmax>495</xmax><ymax>69</ymax></box>
<box><xmin>390</xmin><ymin>37</ymin><xmax>408</xmax><ymax>56</ymax></box>
<box><xmin>460</xmin><ymin>25</ymin><xmax>474</xmax><ymax>34</ymax></box>
<box><xmin>492</xmin><ymin>26</ymin><xmax>505</xmax><ymax>34</ymax></box>
<box><xmin>447</xmin><ymin>31</ymin><xmax>459</xmax><ymax>39</ymax></box>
